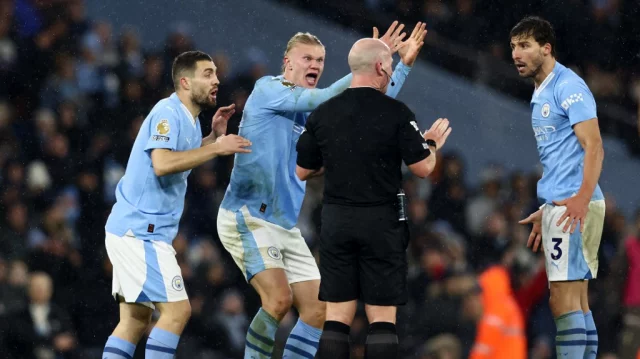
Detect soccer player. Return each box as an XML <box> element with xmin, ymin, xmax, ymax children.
<box><xmin>513</xmin><ymin>17</ymin><xmax>605</xmax><ymax>359</ymax></box>
<box><xmin>216</xmin><ymin>22</ymin><xmax>427</xmax><ymax>359</ymax></box>
<box><xmin>101</xmin><ymin>51</ymin><xmax>251</xmax><ymax>359</ymax></box>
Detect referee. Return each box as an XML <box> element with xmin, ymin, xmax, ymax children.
<box><xmin>295</xmin><ymin>38</ymin><xmax>451</xmax><ymax>359</ymax></box>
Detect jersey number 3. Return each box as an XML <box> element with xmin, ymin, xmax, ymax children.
<box><xmin>551</xmin><ymin>237</ymin><xmax>563</xmax><ymax>260</ymax></box>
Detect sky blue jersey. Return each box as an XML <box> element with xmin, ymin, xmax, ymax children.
<box><xmin>220</xmin><ymin>62</ymin><xmax>412</xmax><ymax>229</ymax></box>
<box><xmin>530</xmin><ymin>61</ymin><xmax>604</xmax><ymax>205</ymax></box>
<box><xmin>105</xmin><ymin>93</ymin><xmax>203</xmax><ymax>243</ymax></box>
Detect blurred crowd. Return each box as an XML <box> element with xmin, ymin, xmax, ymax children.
<box><xmin>281</xmin><ymin>0</ymin><xmax>640</xmax><ymax>155</ymax></box>
<box><xmin>0</xmin><ymin>0</ymin><xmax>640</xmax><ymax>358</ymax></box>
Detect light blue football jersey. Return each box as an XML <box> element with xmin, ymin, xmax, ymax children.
<box><xmin>530</xmin><ymin>61</ymin><xmax>604</xmax><ymax>205</ymax></box>
<box><xmin>105</xmin><ymin>93</ymin><xmax>203</xmax><ymax>243</ymax></box>
<box><xmin>220</xmin><ymin>62</ymin><xmax>411</xmax><ymax>229</ymax></box>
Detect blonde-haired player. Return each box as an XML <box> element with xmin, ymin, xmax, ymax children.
<box><xmin>217</xmin><ymin>21</ymin><xmax>427</xmax><ymax>358</ymax></box>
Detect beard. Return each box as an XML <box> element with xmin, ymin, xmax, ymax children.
<box><xmin>522</xmin><ymin>53</ymin><xmax>545</xmax><ymax>79</ymax></box>
<box><xmin>191</xmin><ymin>87</ymin><xmax>216</xmax><ymax>110</ymax></box>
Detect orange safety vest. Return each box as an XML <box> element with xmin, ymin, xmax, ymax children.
<box><xmin>470</xmin><ymin>266</ymin><xmax>527</xmax><ymax>359</ymax></box>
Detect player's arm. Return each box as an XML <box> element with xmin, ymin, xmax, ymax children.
<box><xmin>266</xmin><ymin>74</ymin><xmax>352</xmax><ymax>113</ymax></box>
<box><xmin>558</xmin><ymin>81</ymin><xmax>604</xmax><ymax>200</ymax></box>
<box><xmin>151</xmin><ymin>139</ymin><xmax>249</xmax><ymax>177</ymax></box>
<box><xmin>385</xmin><ymin>61</ymin><xmax>411</xmax><ymax>99</ymax></box>
<box><xmin>144</xmin><ymin>113</ymin><xmax>250</xmax><ymax>176</ymax></box>
<box><xmin>385</xmin><ymin>21</ymin><xmax>426</xmax><ymax>98</ymax></box>
<box><xmin>574</xmin><ymin>119</ymin><xmax>604</xmax><ymax>199</ymax></box>
<box><xmin>295</xmin><ymin>119</ymin><xmax>324</xmax><ymax>181</ymax></box>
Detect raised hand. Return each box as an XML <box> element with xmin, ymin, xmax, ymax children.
<box><xmin>397</xmin><ymin>22</ymin><xmax>427</xmax><ymax>66</ymax></box>
<box><xmin>373</xmin><ymin>20</ymin><xmax>406</xmax><ymax>54</ymax></box>
<box><xmin>212</xmin><ymin>103</ymin><xmax>236</xmax><ymax>137</ymax></box>
<box><xmin>423</xmin><ymin>118</ymin><xmax>452</xmax><ymax>150</ymax></box>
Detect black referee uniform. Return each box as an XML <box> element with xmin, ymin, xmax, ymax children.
<box><xmin>295</xmin><ymin>87</ymin><xmax>431</xmax><ymax>306</ymax></box>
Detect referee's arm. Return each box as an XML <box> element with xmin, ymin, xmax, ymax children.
<box><xmin>400</xmin><ymin>112</ymin><xmax>436</xmax><ymax>178</ymax></box>
<box><xmin>295</xmin><ymin>125</ymin><xmax>324</xmax><ymax>181</ymax></box>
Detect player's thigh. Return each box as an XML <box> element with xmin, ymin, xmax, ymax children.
<box><xmin>317</xmin><ymin>204</ymin><xmax>360</xmax><ymax>303</ymax></box>
<box><xmin>113</xmin><ymin>300</ymin><xmax>153</xmax><ymax>342</ymax></box>
<box><xmin>358</xmin><ymin>206</ymin><xmax>409</xmax><ymax>307</ymax></box>
<box><xmin>154</xmin><ymin>299</ymin><xmax>192</xmax><ymax>321</ymax></box>
<box><xmin>118</xmin><ymin>300</ymin><xmax>154</xmax><ymax>327</ymax></box>
<box><xmin>217</xmin><ymin>207</ymin><xmax>286</xmax><ymax>282</ymax></box>
<box><xmin>542</xmin><ymin>204</ymin><xmax>593</xmax><ymax>282</ymax></box>
<box><xmin>249</xmin><ymin>268</ymin><xmax>292</xmax><ymax>316</ymax></box>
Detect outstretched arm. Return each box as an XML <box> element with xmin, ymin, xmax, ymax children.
<box><xmin>264</xmin><ymin>74</ymin><xmax>352</xmax><ymax>113</ymax></box>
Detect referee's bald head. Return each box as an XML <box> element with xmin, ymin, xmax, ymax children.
<box><xmin>348</xmin><ymin>38</ymin><xmax>391</xmax><ymax>74</ymax></box>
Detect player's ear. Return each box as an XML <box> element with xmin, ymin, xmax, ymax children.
<box><xmin>543</xmin><ymin>43</ymin><xmax>552</xmax><ymax>56</ymax></box>
<box><xmin>180</xmin><ymin>76</ymin><xmax>191</xmax><ymax>91</ymax></box>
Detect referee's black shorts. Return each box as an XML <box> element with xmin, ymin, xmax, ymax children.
<box><xmin>318</xmin><ymin>203</ymin><xmax>410</xmax><ymax>306</ymax></box>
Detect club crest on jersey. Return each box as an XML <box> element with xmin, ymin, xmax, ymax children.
<box><xmin>541</xmin><ymin>103</ymin><xmax>551</xmax><ymax>118</ymax></box>
<box><xmin>267</xmin><ymin>246</ymin><xmax>282</xmax><ymax>260</ymax></box>
<box><xmin>156</xmin><ymin>119</ymin><xmax>170</xmax><ymax>135</ymax></box>
<box><xmin>172</xmin><ymin>276</ymin><xmax>184</xmax><ymax>291</ymax></box>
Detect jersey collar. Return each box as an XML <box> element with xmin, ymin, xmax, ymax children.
<box><xmin>533</xmin><ymin>60</ymin><xmax>562</xmax><ymax>97</ymax></box>
<box><xmin>170</xmin><ymin>93</ymin><xmax>197</xmax><ymax>127</ymax></box>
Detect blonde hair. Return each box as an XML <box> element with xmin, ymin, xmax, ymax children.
<box><xmin>282</xmin><ymin>32</ymin><xmax>324</xmax><ymax>72</ymax></box>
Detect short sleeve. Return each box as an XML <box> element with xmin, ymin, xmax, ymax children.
<box><xmin>398</xmin><ymin>108</ymin><xmax>430</xmax><ymax>165</ymax></box>
<box><xmin>144</xmin><ymin>109</ymin><xmax>180</xmax><ymax>152</ymax></box>
<box><xmin>296</xmin><ymin>116</ymin><xmax>323</xmax><ymax>170</ymax></box>
<box><xmin>556</xmin><ymin>78</ymin><xmax>597</xmax><ymax>126</ymax></box>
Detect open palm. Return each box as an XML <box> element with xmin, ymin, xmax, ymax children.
<box><xmin>397</xmin><ymin>22</ymin><xmax>427</xmax><ymax>66</ymax></box>
<box><xmin>373</xmin><ymin>20</ymin><xmax>406</xmax><ymax>54</ymax></box>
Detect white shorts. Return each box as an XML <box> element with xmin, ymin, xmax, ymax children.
<box><xmin>541</xmin><ymin>200</ymin><xmax>605</xmax><ymax>282</ymax></box>
<box><xmin>217</xmin><ymin>206</ymin><xmax>320</xmax><ymax>284</ymax></box>
<box><xmin>105</xmin><ymin>231</ymin><xmax>188</xmax><ymax>309</ymax></box>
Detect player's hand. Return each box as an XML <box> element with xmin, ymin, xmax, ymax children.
<box><xmin>519</xmin><ymin>209</ymin><xmax>543</xmax><ymax>252</ymax></box>
<box><xmin>212</xmin><ymin>103</ymin><xmax>236</xmax><ymax>137</ymax></box>
<box><xmin>373</xmin><ymin>20</ymin><xmax>406</xmax><ymax>54</ymax></box>
<box><xmin>214</xmin><ymin>134</ymin><xmax>251</xmax><ymax>155</ymax></box>
<box><xmin>397</xmin><ymin>22</ymin><xmax>427</xmax><ymax>67</ymax></box>
<box><xmin>553</xmin><ymin>195</ymin><xmax>590</xmax><ymax>233</ymax></box>
<box><xmin>423</xmin><ymin>118</ymin><xmax>452</xmax><ymax>150</ymax></box>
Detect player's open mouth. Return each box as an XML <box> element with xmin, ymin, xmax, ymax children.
<box><xmin>210</xmin><ymin>89</ymin><xmax>217</xmax><ymax>101</ymax></box>
<box><xmin>515</xmin><ymin>63</ymin><xmax>526</xmax><ymax>72</ymax></box>
<box><xmin>305</xmin><ymin>73</ymin><xmax>318</xmax><ymax>86</ymax></box>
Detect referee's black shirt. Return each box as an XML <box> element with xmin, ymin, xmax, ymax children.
<box><xmin>296</xmin><ymin>87</ymin><xmax>431</xmax><ymax>206</ymax></box>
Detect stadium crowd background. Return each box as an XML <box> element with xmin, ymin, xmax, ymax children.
<box><xmin>0</xmin><ymin>0</ymin><xmax>638</xmax><ymax>358</ymax></box>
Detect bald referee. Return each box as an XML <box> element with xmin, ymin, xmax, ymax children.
<box><xmin>295</xmin><ymin>38</ymin><xmax>452</xmax><ymax>359</ymax></box>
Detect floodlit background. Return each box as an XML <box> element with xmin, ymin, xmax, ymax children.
<box><xmin>0</xmin><ymin>0</ymin><xmax>639</xmax><ymax>358</ymax></box>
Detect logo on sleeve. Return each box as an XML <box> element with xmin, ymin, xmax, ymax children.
<box><xmin>156</xmin><ymin>119</ymin><xmax>171</xmax><ymax>135</ymax></box>
<box><xmin>541</xmin><ymin>103</ymin><xmax>551</xmax><ymax>118</ymax></box>
<box><xmin>561</xmin><ymin>93</ymin><xmax>584</xmax><ymax>110</ymax></box>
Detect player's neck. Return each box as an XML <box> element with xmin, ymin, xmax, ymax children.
<box><xmin>282</xmin><ymin>72</ymin><xmax>303</xmax><ymax>88</ymax></box>
<box><xmin>534</xmin><ymin>58</ymin><xmax>556</xmax><ymax>88</ymax></box>
<box><xmin>176</xmin><ymin>91</ymin><xmax>201</xmax><ymax>119</ymax></box>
